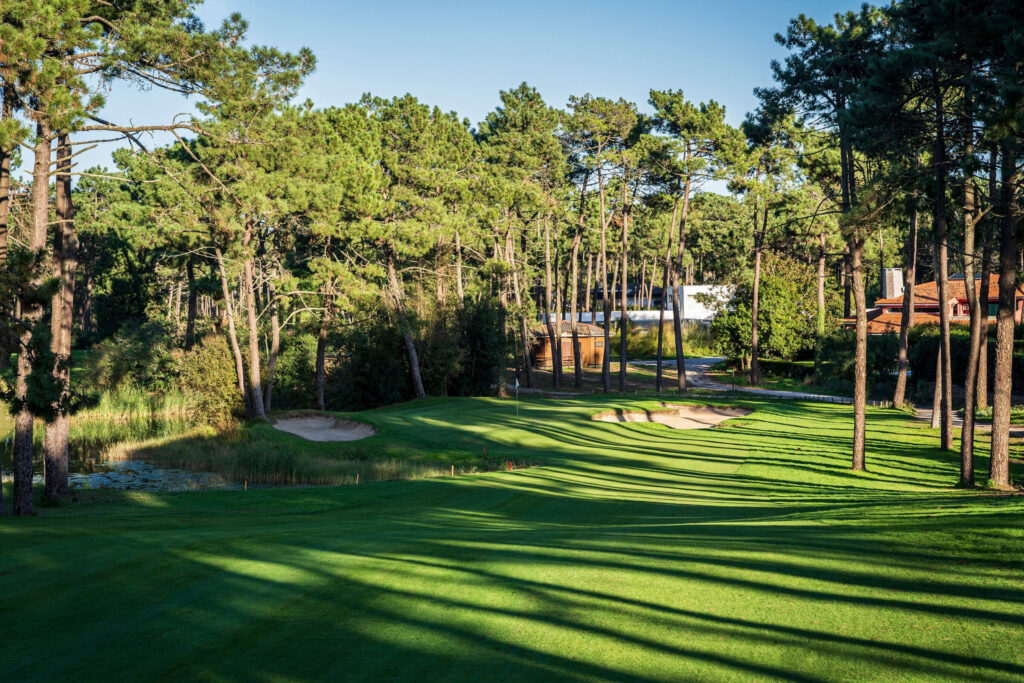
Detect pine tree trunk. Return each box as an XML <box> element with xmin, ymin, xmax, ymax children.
<box><xmin>569</xmin><ymin>212</ymin><xmax>585</xmax><ymax>388</ymax></box>
<box><xmin>264</xmin><ymin>281</ymin><xmax>280</xmax><ymax>414</ymax></box>
<box><xmin>959</xmin><ymin>122</ymin><xmax>980</xmax><ymax>486</ymax></box>
<box><xmin>988</xmin><ymin>141</ymin><xmax>1019</xmax><ymax>489</ymax></box>
<box><xmin>386</xmin><ymin>245</ymin><xmax>426</xmax><ymax>399</ymax></box>
<box><xmin>893</xmin><ymin>197</ymin><xmax>918</xmax><ymax>407</ymax></box>
<box><xmin>931</xmin><ymin>351</ymin><xmax>942</xmax><ymax>430</ymax></box>
<box><xmin>977</xmin><ymin>149</ymin><xmax>998</xmax><ymax>413</ymax></box>
<box><xmin>242</xmin><ymin>251</ymin><xmax>267</xmax><ymax>421</ymax></box>
<box><xmin>657</xmin><ymin>191</ymin><xmax>681</xmax><ymax>392</ymax></box>
<box><xmin>672</xmin><ymin>176</ymin><xmax>692</xmax><ymax>392</ymax></box>
<box><xmin>842</xmin><ymin>246</ymin><xmax>852</xmax><ymax>318</ymax></box>
<box><xmin>455</xmin><ymin>229</ymin><xmax>464</xmax><ymax>302</ymax></box>
<box><xmin>215</xmin><ymin>246</ymin><xmax>252</xmax><ymax>419</ymax></box>
<box><xmin>619</xmin><ymin>199</ymin><xmax>629</xmax><ymax>393</ymax></box>
<box><xmin>0</xmin><ymin>89</ymin><xmax>9</xmax><ymax>514</ymax></box>
<box><xmin>598</xmin><ymin>168</ymin><xmax>611</xmax><ymax>393</ymax></box>
<box><xmin>584</xmin><ymin>253</ymin><xmax>593</xmax><ymax>324</ymax></box>
<box><xmin>508</xmin><ymin>231</ymin><xmax>533</xmax><ymax>389</ymax></box>
<box><xmin>543</xmin><ymin>217</ymin><xmax>560</xmax><ymax>388</ymax></box>
<box><xmin>185</xmin><ymin>256</ymin><xmax>198</xmax><ymax>350</ymax></box>
<box><xmin>815</xmin><ymin>230</ymin><xmax>827</xmax><ymax>381</ymax></box>
<box><xmin>315</xmin><ymin>290</ymin><xmax>331</xmax><ymax>411</ymax></box>
<box><xmin>750</xmin><ymin>205</ymin><xmax>766</xmax><ymax>387</ymax></box>
<box><xmin>44</xmin><ymin>133</ymin><xmax>78</xmax><ymax>501</ymax></box>
<box><xmin>933</xmin><ymin>93</ymin><xmax>954</xmax><ymax>451</ymax></box>
<box><xmin>850</xmin><ymin>236</ymin><xmax>868</xmax><ymax>471</ymax></box>
<box><xmin>13</xmin><ymin>127</ymin><xmax>54</xmax><ymax>515</ymax></box>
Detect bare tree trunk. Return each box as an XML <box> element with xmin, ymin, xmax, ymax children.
<box><xmin>750</xmin><ymin>204</ymin><xmax>767</xmax><ymax>387</ymax></box>
<box><xmin>0</xmin><ymin>89</ymin><xmax>11</xmax><ymax>269</ymax></box>
<box><xmin>672</xmin><ymin>175</ymin><xmax>692</xmax><ymax>392</ymax></box>
<box><xmin>931</xmin><ymin>351</ymin><xmax>942</xmax><ymax>430</ymax></box>
<box><xmin>598</xmin><ymin>168</ymin><xmax>611</xmax><ymax>393</ymax></box>
<box><xmin>0</xmin><ymin>89</ymin><xmax>9</xmax><ymax>514</ymax></box>
<box><xmin>851</xmin><ymin>236</ymin><xmax>868</xmax><ymax>471</ymax></box>
<box><xmin>185</xmin><ymin>256</ymin><xmax>198</xmax><ymax>349</ymax></box>
<box><xmin>454</xmin><ymin>229</ymin><xmax>464</xmax><ymax>302</ymax></box>
<box><xmin>933</xmin><ymin>93</ymin><xmax>954</xmax><ymax>451</ymax></box>
<box><xmin>959</xmin><ymin>121</ymin><xmax>980</xmax><ymax>487</ymax></box>
<box><xmin>569</xmin><ymin>204</ymin><xmax>585</xmax><ymax>387</ymax></box>
<box><xmin>264</xmin><ymin>280</ymin><xmax>280</xmax><ymax>414</ymax></box>
<box><xmin>543</xmin><ymin>216</ymin><xmax>560</xmax><ymax>387</ymax></box>
<box><xmin>584</xmin><ymin>253</ymin><xmax>593</xmax><ymax>324</ymax></box>
<box><xmin>215</xmin><ymin>246</ymin><xmax>252</xmax><ymax>419</ymax></box>
<box><xmin>815</xmin><ymin>229</ymin><xmax>827</xmax><ymax>381</ymax></box>
<box><xmin>977</xmin><ymin>148</ymin><xmax>998</xmax><ymax>412</ymax></box>
<box><xmin>242</xmin><ymin>245</ymin><xmax>267</xmax><ymax>420</ymax></box>
<box><xmin>315</xmin><ymin>290</ymin><xmax>331</xmax><ymax>411</ymax></box>
<box><xmin>619</xmin><ymin>191</ymin><xmax>629</xmax><ymax>392</ymax></box>
<box><xmin>842</xmin><ymin>245</ymin><xmax>852</xmax><ymax>318</ymax></box>
<box><xmin>386</xmin><ymin>244</ymin><xmax>426</xmax><ymax>399</ymax></box>
<box><xmin>508</xmin><ymin>229</ymin><xmax>533</xmax><ymax>389</ymax></box>
<box><xmin>989</xmin><ymin>141</ymin><xmax>1019</xmax><ymax>489</ymax></box>
<box><xmin>44</xmin><ymin>132</ymin><xmax>78</xmax><ymax>501</ymax></box>
<box><xmin>14</xmin><ymin>127</ymin><xmax>53</xmax><ymax>515</ymax></box>
<box><xmin>893</xmin><ymin>196</ymin><xmax>918</xmax><ymax>407</ymax></box>
<box><xmin>657</xmin><ymin>190</ymin><xmax>681</xmax><ymax>392</ymax></box>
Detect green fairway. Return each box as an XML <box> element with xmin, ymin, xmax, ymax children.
<box><xmin>2</xmin><ymin>396</ymin><xmax>1023</xmax><ymax>681</ymax></box>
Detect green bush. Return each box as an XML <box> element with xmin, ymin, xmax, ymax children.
<box><xmin>80</xmin><ymin>321</ymin><xmax>178</xmax><ymax>393</ymax></box>
<box><xmin>177</xmin><ymin>334</ymin><xmax>245</xmax><ymax>428</ymax></box>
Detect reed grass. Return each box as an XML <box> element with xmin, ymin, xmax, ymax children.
<box><xmin>119</xmin><ymin>426</ymin><xmax>515</xmax><ymax>486</ymax></box>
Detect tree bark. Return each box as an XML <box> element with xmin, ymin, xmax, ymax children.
<box><xmin>386</xmin><ymin>244</ymin><xmax>426</xmax><ymax>399</ymax></box>
<box><xmin>977</xmin><ymin>148</ymin><xmax>998</xmax><ymax>413</ymax></box>
<box><xmin>931</xmin><ymin>351</ymin><xmax>942</xmax><ymax>430</ymax></box>
<box><xmin>44</xmin><ymin>132</ymin><xmax>78</xmax><ymax>501</ymax></box>
<box><xmin>214</xmin><ymin>246</ymin><xmax>252</xmax><ymax>418</ymax></box>
<box><xmin>185</xmin><ymin>256</ymin><xmax>198</xmax><ymax>349</ymax></box>
<box><xmin>850</xmin><ymin>236</ymin><xmax>868</xmax><ymax>471</ymax></box>
<box><xmin>454</xmin><ymin>229</ymin><xmax>464</xmax><ymax>302</ymax></box>
<box><xmin>657</xmin><ymin>190</ymin><xmax>681</xmax><ymax>392</ymax></box>
<box><xmin>671</xmin><ymin>174</ymin><xmax>692</xmax><ymax>392</ymax></box>
<box><xmin>242</xmin><ymin>247</ymin><xmax>267</xmax><ymax>420</ymax></box>
<box><xmin>932</xmin><ymin>89</ymin><xmax>954</xmax><ymax>451</ymax></box>
<box><xmin>893</xmin><ymin>195</ymin><xmax>918</xmax><ymax>407</ymax></box>
<box><xmin>750</xmin><ymin>204</ymin><xmax>767</xmax><ymax>387</ymax></box>
<box><xmin>0</xmin><ymin>88</ymin><xmax>11</xmax><ymax>269</ymax></box>
<box><xmin>959</xmin><ymin>121</ymin><xmax>979</xmax><ymax>487</ymax></box>
<box><xmin>619</xmin><ymin>188</ymin><xmax>629</xmax><ymax>393</ymax></box>
<box><xmin>988</xmin><ymin>141</ymin><xmax>1019</xmax><ymax>489</ymax></box>
<box><xmin>13</xmin><ymin>126</ymin><xmax>53</xmax><ymax>515</ymax></box>
<box><xmin>264</xmin><ymin>279</ymin><xmax>280</xmax><ymax>414</ymax></box>
<box><xmin>543</xmin><ymin>216</ymin><xmax>560</xmax><ymax>387</ymax></box>
<box><xmin>569</xmin><ymin>196</ymin><xmax>586</xmax><ymax>387</ymax></box>
<box><xmin>315</xmin><ymin>289</ymin><xmax>331</xmax><ymax>411</ymax></box>
<box><xmin>598</xmin><ymin>167</ymin><xmax>611</xmax><ymax>393</ymax></box>
<box><xmin>815</xmin><ymin>229</ymin><xmax>827</xmax><ymax>381</ymax></box>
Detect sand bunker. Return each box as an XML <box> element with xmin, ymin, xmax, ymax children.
<box><xmin>592</xmin><ymin>404</ymin><xmax>751</xmax><ymax>430</ymax></box>
<box><xmin>272</xmin><ymin>416</ymin><xmax>376</xmax><ymax>442</ymax></box>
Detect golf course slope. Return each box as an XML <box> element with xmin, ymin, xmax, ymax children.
<box><xmin>2</xmin><ymin>395</ymin><xmax>1023</xmax><ymax>681</ymax></box>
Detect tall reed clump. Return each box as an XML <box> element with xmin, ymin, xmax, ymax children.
<box><xmin>123</xmin><ymin>427</ymin><xmax>515</xmax><ymax>486</ymax></box>
<box><xmin>618</xmin><ymin>322</ymin><xmax>715</xmax><ymax>359</ymax></box>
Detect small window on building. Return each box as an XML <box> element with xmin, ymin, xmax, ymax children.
<box><xmin>596</xmin><ymin>341</ymin><xmax>604</xmax><ymax>348</ymax></box>
<box><xmin>989</xmin><ymin>303</ymin><xmax>1000</xmax><ymax>316</ymax></box>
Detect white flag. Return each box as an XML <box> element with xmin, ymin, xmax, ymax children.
<box><xmin>515</xmin><ymin>378</ymin><xmax>520</xmax><ymax>389</ymax></box>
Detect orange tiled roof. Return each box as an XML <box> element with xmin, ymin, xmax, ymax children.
<box><xmin>843</xmin><ymin>311</ymin><xmax>988</xmax><ymax>335</ymax></box>
<box><xmin>875</xmin><ymin>274</ymin><xmax>1015</xmax><ymax>307</ymax></box>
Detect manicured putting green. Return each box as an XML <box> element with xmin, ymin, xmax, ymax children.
<box><xmin>2</xmin><ymin>395</ymin><xmax>1023</xmax><ymax>681</ymax></box>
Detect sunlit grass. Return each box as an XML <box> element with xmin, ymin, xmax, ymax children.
<box><xmin>2</xmin><ymin>396</ymin><xmax>1023</xmax><ymax>681</ymax></box>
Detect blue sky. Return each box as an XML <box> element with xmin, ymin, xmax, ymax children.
<box><xmin>75</xmin><ymin>0</ymin><xmax>856</xmax><ymax>171</ymax></box>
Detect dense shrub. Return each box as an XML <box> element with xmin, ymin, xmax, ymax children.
<box><xmin>267</xmin><ymin>333</ymin><xmax>320</xmax><ymax>410</ymax></box>
<box><xmin>709</xmin><ymin>253</ymin><xmax>842</xmax><ymax>364</ymax></box>
<box><xmin>177</xmin><ymin>334</ymin><xmax>245</xmax><ymax>428</ymax></box>
<box><xmin>80</xmin><ymin>321</ymin><xmax>179</xmax><ymax>393</ymax></box>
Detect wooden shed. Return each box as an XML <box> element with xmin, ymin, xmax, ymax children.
<box><xmin>530</xmin><ymin>321</ymin><xmax>606</xmax><ymax>368</ymax></box>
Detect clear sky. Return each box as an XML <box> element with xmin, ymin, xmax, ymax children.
<box><xmin>74</xmin><ymin>0</ymin><xmax>857</xmax><ymax>171</ymax></box>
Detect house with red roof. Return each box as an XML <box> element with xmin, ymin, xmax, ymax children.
<box><xmin>844</xmin><ymin>271</ymin><xmax>1023</xmax><ymax>335</ymax></box>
